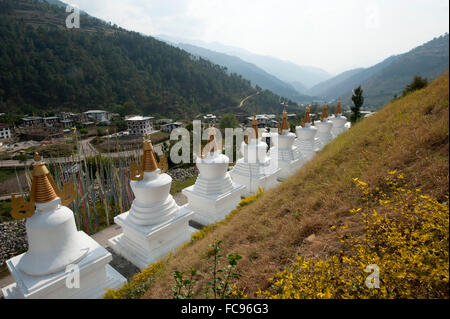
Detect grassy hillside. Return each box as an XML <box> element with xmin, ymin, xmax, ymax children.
<box><xmin>105</xmin><ymin>71</ymin><xmax>448</xmax><ymax>299</ymax></box>
<box><xmin>0</xmin><ymin>0</ymin><xmax>293</xmax><ymax>118</ymax></box>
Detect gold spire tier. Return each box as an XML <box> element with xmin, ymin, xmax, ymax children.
<box><xmin>320</xmin><ymin>102</ymin><xmax>329</xmax><ymax>122</ymax></box>
<box><xmin>335</xmin><ymin>99</ymin><xmax>342</xmax><ymax>116</ymax></box>
<box><xmin>30</xmin><ymin>152</ymin><xmax>58</xmax><ymax>204</ymax></box>
<box><xmin>301</xmin><ymin>106</ymin><xmax>312</xmax><ymax>127</ymax></box>
<box><xmin>280</xmin><ymin>108</ymin><xmax>290</xmax><ymax>132</ymax></box>
<box><xmin>142</xmin><ymin>134</ymin><xmax>158</xmax><ymax>172</ymax></box>
<box><xmin>11</xmin><ymin>152</ymin><xmax>76</xmax><ymax>220</ymax></box>
<box><xmin>251</xmin><ymin>114</ymin><xmax>259</xmax><ymax>140</ymax></box>
<box><xmin>202</xmin><ymin>122</ymin><xmax>219</xmax><ymax>154</ymax></box>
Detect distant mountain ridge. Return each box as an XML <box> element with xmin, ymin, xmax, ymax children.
<box><xmin>310</xmin><ymin>34</ymin><xmax>449</xmax><ymax>107</ymax></box>
<box><xmin>156</xmin><ymin>34</ymin><xmax>331</xmax><ymax>90</ymax></box>
<box><xmin>160</xmin><ymin>40</ymin><xmax>313</xmax><ymax>103</ymax></box>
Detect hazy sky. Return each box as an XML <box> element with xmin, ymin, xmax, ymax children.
<box><xmin>64</xmin><ymin>0</ymin><xmax>449</xmax><ymax>74</ymax></box>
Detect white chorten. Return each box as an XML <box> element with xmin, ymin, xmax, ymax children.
<box><xmin>330</xmin><ymin>100</ymin><xmax>349</xmax><ymax>137</ymax></box>
<box><xmin>314</xmin><ymin>102</ymin><xmax>334</xmax><ymax>150</ymax></box>
<box><xmin>269</xmin><ymin>109</ymin><xmax>302</xmax><ymax>180</ymax></box>
<box><xmin>229</xmin><ymin>116</ymin><xmax>280</xmax><ymax>196</ymax></box>
<box><xmin>183</xmin><ymin>124</ymin><xmax>245</xmax><ymax>226</ymax></box>
<box><xmin>294</xmin><ymin>106</ymin><xmax>318</xmax><ymax>163</ymax></box>
<box><xmin>108</xmin><ymin>135</ymin><xmax>193</xmax><ymax>270</ymax></box>
<box><xmin>2</xmin><ymin>153</ymin><xmax>126</xmax><ymax>299</ymax></box>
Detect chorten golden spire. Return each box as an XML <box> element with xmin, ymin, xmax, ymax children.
<box><xmin>30</xmin><ymin>152</ymin><xmax>57</xmax><ymax>203</ymax></box>
<box><xmin>206</xmin><ymin>122</ymin><xmax>219</xmax><ymax>153</ymax></box>
<box><xmin>11</xmin><ymin>153</ymin><xmax>76</xmax><ymax>220</ymax></box>
<box><xmin>130</xmin><ymin>134</ymin><xmax>159</xmax><ymax>181</ymax></box>
<box><xmin>302</xmin><ymin>106</ymin><xmax>311</xmax><ymax>127</ymax></box>
<box><xmin>252</xmin><ymin>114</ymin><xmax>259</xmax><ymax>140</ymax></box>
<box><xmin>320</xmin><ymin>102</ymin><xmax>329</xmax><ymax>122</ymax></box>
<box><xmin>280</xmin><ymin>108</ymin><xmax>290</xmax><ymax>132</ymax></box>
<box><xmin>142</xmin><ymin>133</ymin><xmax>158</xmax><ymax>172</ymax></box>
<box><xmin>335</xmin><ymin>100</ymin><xmax>342</xmax><ymax>116</ymax></box>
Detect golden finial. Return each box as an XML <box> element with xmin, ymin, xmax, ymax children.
<box><xmin>11</xmin><ymin>153</ymin><xmax>76</xmax><ymax>220</ymax></box>
<box><xmin>130</xmin><ymin>135</ymin><xmax>159</xmax><ymax>180</ymax></box>
<box><xmin>244</xmin><ymin>134</ymin><xmax>249</xmax><ymax>145</ymax></box>
<box><xmin>252</xmin><ymin>114</ymin><xmax>259</xmax><ymax>140</ymax></box>
<box><xmin>302</xmin><ymin>106</ymin><xmax>311</xmax><ymax>126</ymax></box>
<box><xmin>205</xmin><ymin>122</ymin><xmax>219</xmax><ymax>153</ymax></box>
<box><xmin>335</xmin><ymin>100</ymin><xmax>342</xmax><ymax>115</ymax></box>
<box><xmin>280</xmin><ymin>108</ymin><xmax>290</xmax><ymax>132</ymax></box>
<box><xmin>320</xmin><ymin>102</ymin><xmax>329</xmax><ymax>122</ymax></box>
<box><xmin>142</xmin><ymin>138</ymin><xmax>158</xmax><ymax>172</ymax></box>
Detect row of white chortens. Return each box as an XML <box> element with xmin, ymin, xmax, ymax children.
<box><xmin>2</xmin><ymin>102</ymin><xmax>349</xmax><ymax>299</ymax></box>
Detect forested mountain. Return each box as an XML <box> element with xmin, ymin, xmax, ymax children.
<box><xmin>289</xmin><ymin>81</ymin><xmax>309</xmax><ymax>95</ymax></box>
<box><xmin>308</xmin><ymin>68</ymin><xmax>364</xmax><ymax>96</ymax></box>
<box><xmin>157</xmin><ymin>34</ymin><xmax>331</xmax><ymax>89</ymax></box>
<box><xmin>310</xmin><ymin>34</ymin><xmax>449</xmax><ymax>107</ymax></box>
<box><xmin>0</xmin><ymin>0</ymin><xmax>295</xmax><ymax>118</ymax></box>
<box><xmin>163</xmin><ymin>41</ymin><xmax>313</xmax><ymax>103</ymax></box>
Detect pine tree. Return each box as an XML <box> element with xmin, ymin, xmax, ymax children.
<box><xmin>351</xmin><ymin>86</ymin><xmax>364</xmax><ymax>123</ymax></box>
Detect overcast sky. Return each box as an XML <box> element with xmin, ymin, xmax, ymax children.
<box><xmin>64</xmin><ymin>0</ymin><xmax>449</xmax><ymax>74</ymax></box>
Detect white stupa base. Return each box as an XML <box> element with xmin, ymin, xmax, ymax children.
<box><xmin>293</xmin><ymin>140</ymin><xmax>316</xmax><ymax>163</ymax></box>
<box><xmin>269</xmin><ymin>146</ymin><xmax>303</xmax><ymax>181</ymax></box>
<box><xmin>315</xmin><ymin>133</ymin><xmax>332</xmax><ymax>149</ymax></box>
<box><xmin>330</xmin><ymin>116</ymin><xmax>350</xmax><ymax>138</ymax></box>
<box><xmin>331</xmin><ymin>127</ymin><xmax>347</xmax><ymax>138</ymax></box>
<box><xmin>2</xmin><ymin>232</ymin><xmax>126</xmax><ymax>299</ymax></box>
<box><xmin>277</xmin><ymin>158</ymin><xmax>302</xmax><ymax>181</ymax></box>
<box><xmin>108</xmin><ymin>206</ymin><xmax>193</xmax><ymax>270</ymax></box>
<box><xmin>229</xmin><ymin>159</ymin><xmax>281</xmax><ymax>196</ymax></box>
<box><xmin>183</xmin><ymin>182</ymin><xmax>245</xmax><ymax>225</ymax></box>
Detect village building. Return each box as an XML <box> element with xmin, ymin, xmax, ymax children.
<box><xmin>43</xmin><ymin>116</ymin><xmax>60</xmax><ymax>127</ymax></box>
<box><xmin>84</xmin><ymin>110</ymin><xmax>112</xmax><ymax>124</ymax></box>
<box><xmin>155</xmin><ymin>118</ymin><xmax>173</xmax><ymax>125</ymax></box>
<box><xmin>126</xmin><ymin>116</ymin><xmax>154</xmax><ymax>136</ymax></box>
<box><xmin>161</xmin><ymin>121</ymin><xmax>182</xmax><ymax>133</ymax></box>
<box><xmin>0</xmin><ymin>123</ymin><xmax>11</xmax><ymax>139</ymax></box>
<box><xmin>20</xmin><ymin>116</ymin><xmax>43</xmax><ymax>127</ymax></box>
<box><xmin>203</xmin><ymin>114</ymin><xmax>217</xmax><ymax>124</ymax></box>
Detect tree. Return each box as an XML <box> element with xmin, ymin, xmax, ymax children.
<box><xmin>351</xmin><ymin>86</ymin><xmax>364</xmax><ymax>123</ymax></box>
<box><xmin>402</xmin><ymin>75</ymin><xmax>428</xmax><ymax>97</ymax></box>
<box><xmin>219</xmin><ymin>113</ymin><xmax>238</xmax><ymax>131</ymax></box>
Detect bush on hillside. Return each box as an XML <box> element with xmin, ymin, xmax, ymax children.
<box><xmin>402</xmin><ymin>75</ymin><xmax>428</xmax><ymax>97</ymax></box>
<box><xmin>257</xmin><ymin>172</ymin><xmax>449</xmax><ymax>299</ymax></box>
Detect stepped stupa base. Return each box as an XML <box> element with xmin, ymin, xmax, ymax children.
<box><xmin>276</xmin><ymin>158</ymin><xmax>302</xmax><ymax>181</ymax></box>
<box><xmin>229</xmin><ymin>160</ymin><xmax>281</xmax><ymax>196</ymax></box>
<box><xmin>271</xmin><ymin>148</ymin><xmax>302</xmax><ymax>181</ymax></box>
<box><xmin>183</xmin><ymin>183</ymin><xmax>245</xmax><ymax>225</ymax></box>
<box><xmin>108</xmin><ymin>206</ymin><xmax>193</xmax><ymax>270</ymax></box>
<box><xmin>2</xmin><ymin>232</ymin><xmax>126</xmax><ymax>299</ymax></box>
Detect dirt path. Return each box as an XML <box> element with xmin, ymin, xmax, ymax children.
<box><xmin>238</xmin><ymin>92</ymin><xmax>259</xmax><ymax>108</ymax></box>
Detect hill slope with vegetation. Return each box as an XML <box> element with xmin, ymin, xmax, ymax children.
<box><xmin>105</xmin><ymin>71</ymin><xmax>448</xmax><ymax>299</ymax></box>
<box><xmin>0</xmin><ymin>0</ymin><xmax>294</xmax><ymax>118</ymax></box>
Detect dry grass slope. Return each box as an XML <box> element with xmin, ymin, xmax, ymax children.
<box><xmin>140</xmin><ymin>71</ymin><xmax>449</xmax><ymax>298</ymax></box>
